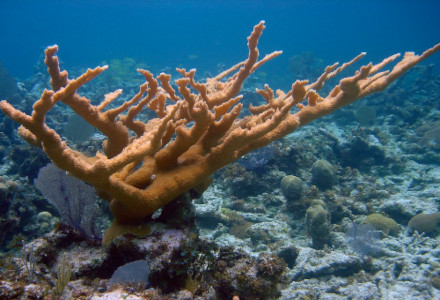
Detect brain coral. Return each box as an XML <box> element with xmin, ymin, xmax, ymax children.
<box><xmin>363</xmin><ymin>213</ymin><xmax>400</xmax><ymax>237</ymax></box>
<box><xmin>408</xmin><ymin>212</ymin><xmax>440</xmax><ymax>234</ymax></box>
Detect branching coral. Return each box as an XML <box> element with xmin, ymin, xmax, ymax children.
<box><xmin>1</xmin><ymin>21</ymin><xmax>439</xmax><ymax>241</ymax></box>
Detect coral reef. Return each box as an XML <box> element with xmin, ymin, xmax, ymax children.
<box><xmin>0</xmin><ymin>222</ymin><xmax>286</xmax><ymax>299</ymax></box>
<box><xmin>0</xmin><ymin>19</ymin><xmax>439</xmax><ymax>300</ymax></box>
<box><xmin>1</xmin><ymin>21</ymin><xmax>438</xmax><ymax>240</ymax></box>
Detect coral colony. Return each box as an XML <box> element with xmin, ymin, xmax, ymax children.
<box><xmin>1</xmin><ymin>21</ymin><xmax>439</xmax><ymax>244</ymax></box>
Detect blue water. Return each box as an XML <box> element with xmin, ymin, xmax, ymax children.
<box><xmin>1</xmin><ymin>0</ymin><xmax>440</xmax><ymax>85</ymax></box>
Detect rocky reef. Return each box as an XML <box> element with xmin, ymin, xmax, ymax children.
<box><xmin>0</xmin><ymin>55</ymin><xmax>440</xmax><ymax>299</ymax></box>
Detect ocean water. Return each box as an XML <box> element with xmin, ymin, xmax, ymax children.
<box><xmin>1</xmin><ymin>0</ymin><xmax>440</xmax><ymax>84</ymax></box>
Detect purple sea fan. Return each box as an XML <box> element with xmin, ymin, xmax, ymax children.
<box><xmin>34</xmin><ymin>163</ymin><xmax>102</xmax><ymax>240</ymax></box>
<box><xmin>238</xmin><ymin>145</ymin><xmax>275</xmax><ymax>172</ymax></box>
<box><xmin>346</xmin><ymin>223</ymin><xmax>383</xmax><ymax>257</ymax></box>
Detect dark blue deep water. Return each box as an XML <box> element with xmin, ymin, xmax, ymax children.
<box><xmin>1</xmin><ymin>0</ymin><xmax>440</xmax><ymax>86</ymax></box>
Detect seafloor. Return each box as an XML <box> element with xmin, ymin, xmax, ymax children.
<box><xmin>0</xmin><ymin>53</ymin><xmax>439</xmax><ymax>299</ymax></box>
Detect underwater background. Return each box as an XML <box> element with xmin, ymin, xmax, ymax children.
<box><xmin>1</xmin><ymin>0</ymin><xmax>440</xmax><ymax>84</ymax></box>
<box><xmin>1</xmin><ymin>0</ymin><xmax>440</xmax><ymax>299</ymax></box>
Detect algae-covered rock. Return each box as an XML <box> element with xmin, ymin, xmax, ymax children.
<box><xmin>363</xmin><ymin>213</ymin><xmax>400</xmax><ymax>236</ymax></box>
<box><xmin>408</xmin><ymin>212</ymin><xmax>440</xmax><ymax>234</ymax></box>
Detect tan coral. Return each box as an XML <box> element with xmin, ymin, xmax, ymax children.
<box><xmin>1</xmin><ymin>21</ymin><xmax>439</xmax><ymax>239</ymax></box>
